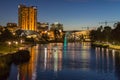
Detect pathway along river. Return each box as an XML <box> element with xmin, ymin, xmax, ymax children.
<box><xmin>1</xmin><ymin>42</ymin><xmax>120</xmax><ymax>80</ymax></box>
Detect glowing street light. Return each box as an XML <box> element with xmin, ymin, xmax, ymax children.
<box><xmin>8</xmin><ymin>41</ymin><xmax>12</xmax><ymax>52</ymax></box>
<box><xmin>20</xmin><ymin>39</ymin><xmax>23</xmax><ymax>43</ymax></box>
<box><xmin>20</xmin><ymin>39</ymin><xmax>25</xmax><ymax>44</ymax></box>
<box><xmin>45</xmin><ymin>30</ymin><xmax>47</xmax><ymax>33</ymax></box>
<box><xmin>15</xmin><ymin>41</ymin><xmax>18</xmax><ymax>45</ymax></box>
<box><xmin>15</xmin><ymin>41</ymin><xmax>18</xmax><ymax>50</ymax></box>
<box><xmin>59</xmin><ymin>29</ymin><xmax>62</xmax><ymax>33</ymax></box>
<box><xmin>8</xmin><ymin>41</ymin><xmax>11</xmax><ymax>45</ymax></box>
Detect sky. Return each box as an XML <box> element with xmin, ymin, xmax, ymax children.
<box><xmin>0</xmin><ymin>0</ymin><xmax>120</xmax><ymax>30</ymax></box>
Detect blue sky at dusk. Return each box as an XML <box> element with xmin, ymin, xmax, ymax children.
<box><xmin>0</xmin><ymin>0</ymin><xmax>120</xmax><ymax>30</ymax></box>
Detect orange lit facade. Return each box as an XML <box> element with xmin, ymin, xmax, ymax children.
<box><xmin>18</xmin><ymin>4</ymin><xmax>37</xmax><ymax>31</ymax></box>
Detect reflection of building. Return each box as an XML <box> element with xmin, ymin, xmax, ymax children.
<box><xmin>39</xmin><ymin>43</ymin><xmax>62</xmax><ymax>71</ymax></box>
<box><xmin>18</xmin><ymin>46</ymin><xmax>38</xmax><ymax>80</ymax></box>
<box><xmin>37</xmin><ymin>22</ymin><xmax>49</xmax><ymax>31</ymax></box>
<box><xmin>18</xmin><ymin>4</ymin><xmax>37</xmax><ymax>31</ymax></box>
<box><xmin>95</xmin><ymin>47</ymin><xmax>115</xmax><ymax>73</ymax></box>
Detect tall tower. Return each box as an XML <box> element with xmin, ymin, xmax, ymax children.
<box><xmin>18</xmin><ymin>4</ymin><xmax>37</xmax><ymax>31</ymax></box>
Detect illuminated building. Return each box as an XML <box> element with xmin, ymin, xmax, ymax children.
<box><xmin>7</xmin><ymin>23</ymin><xmax>17</xmax><ymax>27</ymax></box>
<box><xmin>18</xmin><ymin>4</ymin><xmax>37</xmax><ymax>31</ymax></box>
<box><xmin>37</xmin><ymin>22</ymin><xmax>49</xmax><ymax>31</ymax></box>
<box><xmin>6</xmin><ymin>23</ymin><xmax>18</xmax><ymax>33</ymax></box>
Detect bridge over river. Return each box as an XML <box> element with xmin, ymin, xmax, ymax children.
<box><xmin>64</xmin><ymin>30</ymin><xmax>91</xmax><ymax>42</ymax></box>
<box><xmin>19</xmin><ymin>29</ymin><xmax>92</xmax><ymax>42</ymax></box>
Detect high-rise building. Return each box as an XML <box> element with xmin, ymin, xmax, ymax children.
<box><xmin>18</xmin><ymin>4</ymin><xmax>37</xmax><ymax>31</ymax></box>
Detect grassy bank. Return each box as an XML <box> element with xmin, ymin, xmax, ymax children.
<box><xmin>109</xmin><ymin>44</ymin><xmax>120</xmax><ymax>50</ymax></box>
<box><xmin>92</xmin><ymin>42</ymin><xmax>120</xmax><ymax>50</ymax></box>
<box><xmin>92</xmin><ymin>42</ymin><xmax>109</xmax><ymax>48</ymax></box>
<box><xmin>0</xmin><ymin>42</ymin><xmax>24</xmax><ymax>55</ymax></box>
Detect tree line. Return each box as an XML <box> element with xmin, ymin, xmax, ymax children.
<box><xmin>90</xmin><ymin>22</ymin><xmax>120</xmax><ymax>45</ymax></box>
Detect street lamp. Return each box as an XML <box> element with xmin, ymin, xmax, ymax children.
<box><xmin>20</xmin><ymin>39</ymin><xmax>23</xmax><ymax>44</ymax></box>
<box><xmin>8</xmin><ymin>41</ymin><xmax>11</xmax><ymax>52</ymax></box>
<box><xmin>59</xmin><ymin>29</ymin><xmax>62</xmax><ymax>33</ymax></box>
<box><xmin>15</xmin><ymin>41</ymin><xmax>18</xmax><ymax>50</ymax></box>
<box><xmin>59</xmin><ymin>29</ymin><xmax>62</xmax><ymax>39</ymax></box>
<box><xmin>15</xmin><ymin>41</ymin><xmax>18</xmax><ymax>45</ymax></box>
<box><xmin>45</xmin><ymin>30</ymin><xmax>47</xmax><ymax>33</ymax></box>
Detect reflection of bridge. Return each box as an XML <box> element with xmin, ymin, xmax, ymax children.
<box><xmin>64</xmin><ymin>30</ymin><xmax>91</xmax><ymax>42</ymax></box>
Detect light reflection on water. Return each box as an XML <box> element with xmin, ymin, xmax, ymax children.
<box><xmin>1</xmin><ymin>42</ymin><xmax>120</xmax><ymax>80</ymax></box>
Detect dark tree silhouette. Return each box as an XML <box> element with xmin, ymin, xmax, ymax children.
<box><xmin>0</xmin><ymin>28</ymin><xmax>14</xmax><ymax>42</ymax></box>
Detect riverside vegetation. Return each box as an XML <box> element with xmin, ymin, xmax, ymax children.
<box><xmin>90</xmin><ymin>22</ymin><xmax>120</xmax><ymax>50</ymax></box>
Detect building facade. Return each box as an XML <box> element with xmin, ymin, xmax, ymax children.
<box><xmin>18</xmin><ymin>4</ymin><xmax>37</xmax><ymax>31</ymax></box>
<box><xmin>7</xmin><ymin>23</ymin><xmax>17</xmax><ymax>27</ymax></box>
<box><xmin>37</xmin><ymin>22</ymin><xmax>49</xmax><ymax>31</ymax></box>
<box><xmin>6</xmin><ymin>23</ymin><xmax>18</xmax><ymax>33</ymax></box>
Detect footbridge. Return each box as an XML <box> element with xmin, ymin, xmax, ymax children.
<box><xmin>63</xmin><ymin>30</ymin><xmax>91</xmax><ymax>42</ymax></box>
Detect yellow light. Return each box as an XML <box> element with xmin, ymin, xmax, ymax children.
<box><xmin>47</xmin><ymin>32</ymin><xmax>50</xmax><ymax>35</ymax></box>
<box><xmin>45</xmin><ymin>31</ymin><xmax>47</xmax><ymax>33</ymax></box>
<box><xmin>15</xmin><ymin>41</ymin><xmax>18</xmax><ymax>45</ymax></box>
<box><xmin>59</xmin><ymin>30</ymin><xmax>62</xmax><ymax>33</ymax></box>
<box><xmin>8</xmin><ymin>42</ymin><xmax>11</xmax><ymax>45</ymax></box>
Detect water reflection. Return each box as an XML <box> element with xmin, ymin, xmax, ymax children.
<box><xmin>0</xmin><ymin>54</ymin><xmax>12</xmax><ymax>80</ymax></box>
<box><xmin>18</xmin><ymin>45</ymin><xmax>38</xmax><ymax>80</ymax></box>
<box><xmin>95</xmin><ymin>47</ymin><xmax>117</xmax><ymax>73</ymax></box>
<box><xmin>38</xmin><ymin>43</ymin><xmax>62</xmax><ymax>72</ymax></box>
<box><xmin>37</xmin><ymin>42</ymin><xmax>91</xmax><ymax>71</ymax></box>
<box><xmin>115</xmin><ymin>51</ymin><xmax>120</xmax><ymax>80</ymax></box>
<box><xmin>2</xmin><ymin>42</ymin><xmax>120</xmax><ymax>80</ymax></box>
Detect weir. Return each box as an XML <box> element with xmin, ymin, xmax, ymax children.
<box><xmin>63</xmin><ymin>32</ymin><xmax>69</xmax><ymax>47</ymax></box>
<box><xmin>63</xmin><ymin>32</ymin><xmax>69</xmax><ymax>60</ymax></box>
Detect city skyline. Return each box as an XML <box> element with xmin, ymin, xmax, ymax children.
<box><xmin>0</xmin><ymin>0</ymin><xmax>120</xmax><ymax>30</ymax></box>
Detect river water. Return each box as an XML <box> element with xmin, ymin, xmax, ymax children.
<box><xmin>1</xmin><ymin>42</ymin><xmax>120</xmax><ymax>80</ymax></box>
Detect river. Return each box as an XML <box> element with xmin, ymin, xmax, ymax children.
<box><xmin>1</xmin><ymin>42</ymin><xmax>120</xmax><ymax>80</ymax></box>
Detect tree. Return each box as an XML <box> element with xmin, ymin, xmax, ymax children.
<box><xmin>90</xmin><ymin>30</ymin><xmax>97</xmax><ymax>41</ymax></box>
<box><xmin>102</xmin><ymin>26</ymin><xmax>112</xmax><ymax>42</ymax></box>
<box><xmin>111</xmin><ymin>22</ymin><xmax>120</xmax><ymax>44</ymax></box>
<box><xmin>50</xmin><ymin>23</ymin><xmax>63</xmax><ymax>31</ymax></box>
<box><xmin>50</xmin><ymin>23</ymin><xmax>63</xmax><ymax>41</ymax></box>
<box><xmin>95</xmin><ymin>26</ymin><xmax>103</xmax><ymax>42</ymax></box>
<box><xmin>50</xmin><ymin>24</ymin><xmax>56</xmax><ymax>31</ymax></box>
<box><xmin>0</xmin><ymin>28</ymin><xmax>14</xmax><ymax>42</ymax></box>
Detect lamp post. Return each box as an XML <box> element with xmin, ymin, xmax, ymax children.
<box><xmin>15</xmin><ymin>41</ymin><xmax>18</xmax><ymax>50</ymax></box>
<box><xmin>59</xmin><ymin>29</ymin><xmax>62</xmax><ymax>38</ymax></box>
<box><xmin>8</xmin><ymin>41</ymin><xmax>11</xmax><ymax>52</ymax></box>
<box><xmin>20</xmin><ymin>39</ymin><xmax>23</xmax><ymax>44</ymax></box>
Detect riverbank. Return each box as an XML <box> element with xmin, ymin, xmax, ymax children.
<box><xmin>0</xmin><ymin>50</ymin><xmax>30</xmax><ymax>79</ymax></box>
<box><xmin>92</xmin><ymin>42</ymin><xmax>109</xmax><ymax>48</ymax></box>
<box><xmin>0</xmin><ymin>43</ymin><xmax>18</xmax><ymax>55</ymax></box>
<box><xmin>0</xmin><ymin>42</ymin><xmax>30</xmax><ymax>56</ymax></box>
<box><xmin>92</xmin><ymin>42</ymin><xmax>120</xmax><ymax>50</ymax></box>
